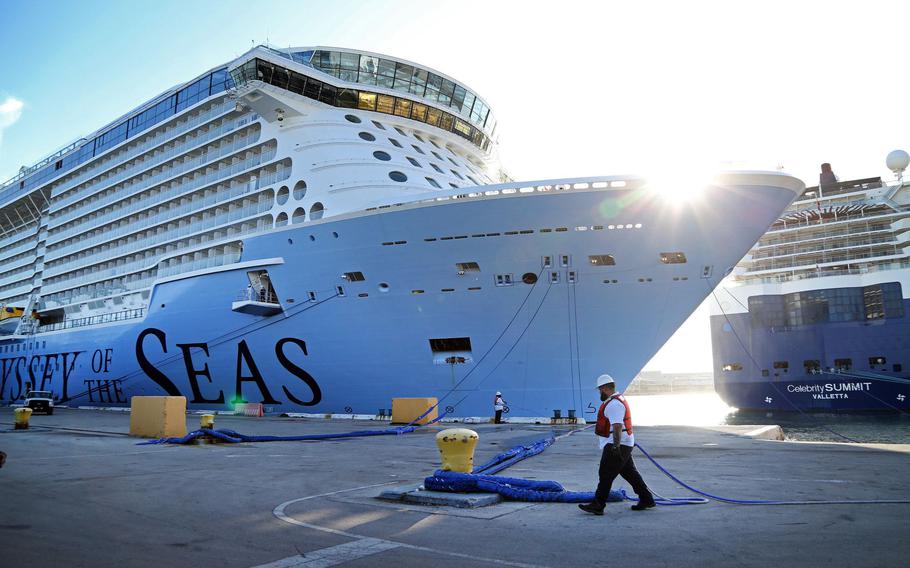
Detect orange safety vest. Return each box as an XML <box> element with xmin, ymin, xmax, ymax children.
<box><xmin>595</xmin><ymin>394</ymin><xmax>633</xmax><ymax>438</ymax></box>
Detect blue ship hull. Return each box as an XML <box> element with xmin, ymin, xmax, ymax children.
<box><xmin>1</xmin><ymin>180</ymin><xmax>798</xmax><ymax>417</ymax></box>
<box><xmin>711</xmin><ymin>300</ymin><xmax>910</xmax><ymax>412</ymax></box>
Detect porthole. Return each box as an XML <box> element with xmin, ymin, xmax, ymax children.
<box><xmin>378</xmin><ymin>282</ymin><xmax>390</xmax><ymax>293</ymax></box>
<box><xmin>344</xmin><ymin>114</ymin><xmax>362</xmax><ymax>123</ymax></box>
<box><xmin>373</xmin><ymin>150</ymin><xmax>391</xmax><ymax>161</ymax></box>
<box><xmin>358</xmin><ymin>131</ymin><xmax>376</xmax><ymax>141</ymax></box>
<box><xmin>332</xmin><ymin>231</ymin><xmax>339</xmax><ymax>238</ymax></box>
<box><xmin>276</xmin><ymin>212</ymin><xmax>289</xmax><ymax>227</ymax></box>
<box><xmin>310</xmin><ymin>202</ymin><xmax>325</xmax><ymax>220</ymax></box>
<box><xmin>293</xmin><ymin>180</ymin><xmax>307</xmax><ymax>200</ymax></box>
<box><xmin>372</xmin><ymin>120</ymin><xmax>386</xmax><ymax>130</ymax></box>
<box><xmin>522</xmin><ymin>272</ymin><xmax>538</xmax><ymax>284</ymax></box>
<box><xmin>389</xmin><ymin>171</ymin><xmax>408</xmax><ymax>182</ymax></box>
<box><xmin>292</xmin><ymin>208</ymin><xmax>306</xmax><ymax>224</ymax></box>
<box><xmin>276</xmin><ymin>186</ymin><xmax>289</xmax><ymax>205</ymax></box>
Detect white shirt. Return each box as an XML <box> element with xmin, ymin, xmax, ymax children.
<box><xmin>597</xmin><ymin>396</ymin><xmax>635</xmax><ymax>448</ymax></box>
<box><xmin>494</xmin><ymin>396</ymin><xmax>505</xmax><ymax>411</ymax></box>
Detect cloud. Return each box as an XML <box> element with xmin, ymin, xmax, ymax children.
<box><xmin>0</xmin><ymin>96</ymin><xmax>24</xmax><ymax>146</ymax></box>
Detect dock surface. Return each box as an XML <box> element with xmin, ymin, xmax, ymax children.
<box><xmin>1</xmin><ymin>408</ymin><xmax>908</xmax><ymax>567</ymax></box>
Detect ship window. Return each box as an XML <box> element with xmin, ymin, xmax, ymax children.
<box><xmin>589</xmin><ymin>255</ymin><xmax>616</xmax><ymax>266</ymax></box>
<box><xmin>761</xmin><ymin>370</ymin><xmax>769</xmax><ymax>377</ymax></box>
<box><xmin>429</xmin><ymin>337</ymin><xmax>472</xmax><ymax>353</ymax></box>
<box><xmin>804</xmin><ymin>360</ymin><xmax>821</xmax><ymax>373</ymax></box>
<box><xmin>276</xmin><ymin>186</ymin><xmax>290</xmax><ymax>205</ymax></box>
<box><xmin>389</xmin><ymin>138</ymin><xmax>403</xmax><ymax>148</ymax></box>
<box><xmin>372</xmin><ymin>120</ymin><xmax>386</xmax><ymax>130</ymax></box>
<box><xmin>275</xmin><ymin>212</ymin><xmax>288</xmax><ymax>227</ymax></box>
<box><xmin>425</xmin><ymin>177</ymin><xmax>441</xmax><ymax>189</ymax></box>
<box><xmin>357</xmin><ymin>93</ymin><xmax>377</xmax><ymax>111</ymax></box>
<box><xmin>722</xmin><ymin>363</ymin><xmax>742</xmax><ymax>372</ymax></box>
<box><xmin>389</xmin><ymin>171</ymin><xmax>407</xmax><ymax>182</ymax></box>
<box><xmin>449</xmin><ymin>183</ymin><xmax>459</xmax><ymax>188</ymax></box>
<box><xmin>660</xmin><ymin>252</ymin><xmax>687</xmax><ymax>264</ymax></box>
<box><xmin>395</xmin><ymin>126</ymin><xmax>408</xmax><ymax>136</ymax></box>
<box><xmin>292</xmin><ymin>208</ymin><xmax>306</xmax><ymax>224</ymax></box>
<box><xmin>450</xmin><ymin>170</ymin><xmax>464</xmax><ymax>180</ymax></box>
<box><xmin>869</xmin><ymin>356</ymin><xmax>886</xmax><ymax>366</ymax></box>
<box><xmin>411</xmin><ymin>144</ymin><xmax>425</xmax><ymax>155</ymax></box>
<box><xmin>358</xmin><ymin>131</ymin><xmax>376</xmax><ymax>142</ymax></box>
<box><xmin>343</xmin><ymin>271</ymin><xmax>365</xmax><ymax>282</ymax></box>
<box><xmin>344</xmin><ymin>114</ymin><xmax>362</xmax><ymax>123</ymax></box>
<box><xmin>411</xmin><ymin>289</ymin><xmax>425</xmax><ymax>294</ymax></box>
<box><xmin>377</xmin><ymin>95</ymin><xmax>395</xmax><ymax>114</ymax></box>
<box><xmin>432</xmin><ymin>151</ymin><xmax>444</xmax><ymax>160</ymax></box>
<box><xmin>430</xmin><ymin>163</ymin><xmax>444</xmax><ymax>173</ymax></box>
<box><xmin>373</xmin><ymin>150</ymin><xmax>391</xmax><ymax>161</ymax></box>
<box><xmin>542</xmin><ymin>256</ymin><xmax>552</xmax><ymax>268</ymax></box>
<box><xmin>407</xmin><ymin>157</ymin><xmax>422</xmax><ymax>167</ymax></box>
<box><xmin>293</xmin><ymin>180</ymin><xmax>307</xmax><ymax>200</ymax></box>
<box><xmin>310</xmin><ymin>202</ymin><xmax>325</xmax><ymax>220</ymax></box>
<box><xmin>773</xmin><ymin>361</ymin><xmax>789</xmax><ymax>370</ymax></box>
<box><xmin>834</xmin><ymin>358</ymin><xmax>852</xmax><ymax>371</ymax></box>
<box><xmin>456</xmin><ymin>262</ymin><xmax>480</xmax><ymax>272</ymax></box>
<box><xmin>894</xmin><ymin>364</ymin><xmax>903</xmax><ymax>372</ymax></box>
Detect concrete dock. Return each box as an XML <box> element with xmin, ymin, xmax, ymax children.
<box><xmin>1</xmin><ymin>408</ymin><xmax>908</xmax><ymax>567</ymax></box>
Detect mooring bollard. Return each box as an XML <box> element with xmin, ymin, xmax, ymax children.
<box><xmin>14</xmin><ymin>407</ymin><xmax>33</xmax><ymax>430</ymax></box>
<box><xmin>435</xmin><ymin>428</ymin><xmax>479</xmax><ymax>473</ymax></box>
<box><xmin>200</xmin><ymin>414</ymin><xmax>215</xmax><ymax>429</ymax></box>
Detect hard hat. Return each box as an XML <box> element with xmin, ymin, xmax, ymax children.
<box><xmin>495</xmin><ymin>391</ymin><xmax>502</xmax><ymax>396</ymax></box>
<box><xmin>595</xmin><ymin>374</ymin><xmax>615</xmax><ymax>388</ymax></box>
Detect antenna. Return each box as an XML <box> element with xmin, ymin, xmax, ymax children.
<box><xmin>885</xmin><ymin>149</ymin><xmax>909</xmax><ymax>182</ymax></box>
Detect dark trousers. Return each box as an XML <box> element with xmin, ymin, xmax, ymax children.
<box><xmin>494</xmin><ymin>409</ymin><xmax>503</xmax><ymax>424</ymax></box>
<box><xmin>594</xmin><ymin>444</ymin><xmax>653</xmax><ymax>505</ymax></box>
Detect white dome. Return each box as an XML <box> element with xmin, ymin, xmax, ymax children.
<box><xmin>885</xmin><ymin>149</ymin><xmax>910</xmax><ymax>174</ymax></box>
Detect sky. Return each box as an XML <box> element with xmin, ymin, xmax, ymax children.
<box><xmin>1</xmin><ymin>0</ymin><xmax>908</xmax><ymax>373</ymax></box>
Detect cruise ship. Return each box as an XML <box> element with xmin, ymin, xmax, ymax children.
<box><xmin>711</xmin><ymin>155</ymin><xmax>910</xmax><ymax>412</ymax></box>
<box><xmin>0</xmin><ymin>45</ymin><xmax>803</xmax><ymax>417</ymax></box>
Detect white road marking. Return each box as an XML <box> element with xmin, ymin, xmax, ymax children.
<box><xmin>270</xmin><ymin>484</ymin><xmax>551</xmax><ymax>568</ymax></box>
<box><xmin>251</xmin><ymin>538</ymin><xmax>399</xmax><ymax>567</ymax></box>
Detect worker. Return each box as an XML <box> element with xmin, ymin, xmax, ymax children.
<box><xmin>493</xmin><ymin>391</ymin><xmax>507</xmax><ymax>424</ymax></box>
<box><xmin>578</xmin><ymin>374</ymin><xmax>656</xmax><ymax>515</ymax></box>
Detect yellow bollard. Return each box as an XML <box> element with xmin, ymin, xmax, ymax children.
<box><xmin>200</xmin><ymin>414</ymin><xmax>215</xmax><ymax>430</ymax></box>
<box><xmin>14</xmin><ymin>407</ymin><xmax>33</xmax><ymax>430</ymax></box>
<box><xmin>435</xmin><ymin>428</ymin><xmax>479</xmax><ymax>473</ymax></box>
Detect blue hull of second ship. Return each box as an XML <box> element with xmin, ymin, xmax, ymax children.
<box><xmin>711</xmin><ymin>302</ymin><xmax>910</xmax><ymax>413</ymax></box>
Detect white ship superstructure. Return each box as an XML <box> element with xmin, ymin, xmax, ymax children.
<box><xmin>0</xmin><ymin>45</ymin><xmax>803</xmax><ymax>417</ymax></box>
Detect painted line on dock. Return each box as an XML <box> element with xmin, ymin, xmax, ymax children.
<box><xmin>271</xmin><ymin>484</ymin><xmax>551</xmax><ymax>568</ymax></box>
<box><xmin>251</xmin><ymin>538</ymin><xmax>399</xmax><ymax>567</ymax></box>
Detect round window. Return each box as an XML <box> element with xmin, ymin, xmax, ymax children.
<box><xmin>293</xmin><ymin>180</ymin><xmax>307</xmax><ymax>200</ymax></box>
<box><xmin>344</xmin><ymin>114</ymin><xmax>362</xmax><ymax>123</ymax></box>
<box><xmin>359</xmin><ymin>132</ymin><xmax>376</xmax><ymax>142</ymax></box>
<box><xmin>389</xmin><ymin>171</ymin><xmax>407</xmax><ymax>182</ymax></box>
<box><xmin>522</xmin><ymin>272</ymin><xmax>538</xmax><ymax>285</ymax></box>
<box><xmin>373</xmin><ymin>150</ymin><xmax>391</xmax><ymax>161</ymax></box>
<box><xmin>292</xmin><ymin>208</ymin><xmax>306</xmax><ymax>224</ymax></box>
<box><xmin>275</xmin><ymin>212</ymin><xmax>289</xmax><ymax>227</ymax></box>
<box><xmin>310</xmin><ymin>202</ymin><xmax>325</xmax><ymax>220</ymax></box>
<box><xmin>276</xmin><ymin>186</ymin><xmax>289</xmax><ymax>205</ymax></box>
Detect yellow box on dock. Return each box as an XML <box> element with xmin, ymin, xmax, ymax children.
<box><xmin>391</xmin><ymin>397</ymin><xmax>438</xmax><ymax>425</ymax></box>
<box><xmin>129</xmin><ymin>396</ymin><xmax>187</xmax><ymax>438</ymax></box>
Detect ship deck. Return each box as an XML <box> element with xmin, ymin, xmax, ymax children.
<box><xmin>1</xmin><ymin>408</ymin><xmax>908</xmax><ymax>567</ymax></box>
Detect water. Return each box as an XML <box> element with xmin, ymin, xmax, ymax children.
<box><xmin>627</xmin><ymin>392</ymin><xmax>910</xmax><ymax>444</ymax></box>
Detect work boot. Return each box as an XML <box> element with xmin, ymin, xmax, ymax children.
<box><xmin>578</xmin><ymin>501</ymin><xmax>604</xmax><ymax>515</ymax></box>
<box><xmin>630</xmin><ymin>498</ymin><xmax>656</xmax><ymax>511</ymax></box>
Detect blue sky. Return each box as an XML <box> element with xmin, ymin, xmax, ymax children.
<box><xmin>2</xmin><ymin>1</ymin><xmax>909</xmax><ymax>371</ymax></box>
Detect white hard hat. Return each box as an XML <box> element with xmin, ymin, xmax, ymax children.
<box><xmin>595</xmin><ymin>374</ymin><xmax>615</xmax><ymax>388</ymax></box>
<box><xmin>495</xmin><ymin>391</ymin><xmax>502</xmax><ymax>396</ymax></box>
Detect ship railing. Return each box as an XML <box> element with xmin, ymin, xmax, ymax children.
<box><xmin>745</xmin><ymin>259</ymin><xmax>910</xmax><ymax>283</ymax></box>
<box><xmin>363</xmin><ymin>177</ymin><xmax>639</xmax><ymax>214</ymax></box>
<box><xmin>38</xmin><ymin>308</ymin><xmax>147</xmax><ymax>333</ymax></box>
<box><xmin>236</xmin><ymin>288</ymin><xmax>279</xmax><ymax>304</ymax></box>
